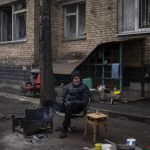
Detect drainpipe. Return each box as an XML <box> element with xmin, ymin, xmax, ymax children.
<box><xmin>120</xmin><ymin>42</ymin><xmax>123</xmax><ymax>93</ymax></box>
<box><xmin>102</xmin><ymin>47</ymin><xmax>104</xmax><ymax>86</ymax></box>
<box><xmin>141</xmin><ymin>39</ymin><xmax>144</xmax><ymax>97</ymax></box>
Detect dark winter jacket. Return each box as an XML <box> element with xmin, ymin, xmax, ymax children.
<box><xmin>61</xmin><ymin>82</ymin><xmax>91</xmax><ymax>106</ymax></box>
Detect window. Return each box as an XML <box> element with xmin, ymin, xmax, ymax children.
<box><xmin>64</xmin><ymin>2</ymin><xmax>85</xmax><ymax>39</ymax></box>
<box><xmin>119</xmin><ymin>0</ymin><xmax>150</xmax><ymax>33</ymax></box>
<box><xmin>0</xmin><ymin>7</ymin><xmax>12</xmax><ymax>42</ymax></box>
<box><xmin>0</xmin><ymin>0</ymin><xmax>26</xmax><ymax>42</ymax></box>
<box><xmin>139</xmin><ymin>0</ymin><xmax>150</xmax><ymax>29</ymax></box>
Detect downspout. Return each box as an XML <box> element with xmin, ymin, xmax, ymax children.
<box><xmin>141</xmin><ymin>39</ymin><xmax>144</xmax><ymax>97</ymax></box>
<box><xmin>102</xmin><ymin>47</ymin><xmax>104</xmax><ymax>85</ymax></box>
<box><xmin>120</xmin><ymin>42</ymin><xmax>123</xmax><ymax>93</ymax></box>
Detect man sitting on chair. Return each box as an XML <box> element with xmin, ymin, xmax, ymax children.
<box><xmin>58</xmin><ymin>70</ymin><xmax>91</xmax><ymax>138</ymax></box>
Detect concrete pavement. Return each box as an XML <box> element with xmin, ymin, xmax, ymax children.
<box><xmin>0</xmin><ymin>88</ymin><xmax>150</xmax><ymax>149</ymax></box>
<box><xmin>0</xmin><ymin>87</ymin><xmax>150</xmax><ymax>123</ymax></box>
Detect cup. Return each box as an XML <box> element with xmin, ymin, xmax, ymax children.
<box><xmin>102</xmin><ymin>144</ymin><xmax>112</xmax><ymax>150</ymax></box>
<box><xmin>126</xmin><ymin>138</ymin><xmax>136</xmax><ymax>146</ymax></box>
<box><xmin>95</xmin><ymin>143</ymin><xmax>102</xmax><ymax>150</ymax></box>
<box><xmin>95</xmin><ymin>109</ymin><xmax>99</xmax><ymax>114</ymax></box>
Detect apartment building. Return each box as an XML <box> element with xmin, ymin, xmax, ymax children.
<box><xmin>0</xmin><ymin>0</ymin><xmax>150</xmax><ymax>97</ymax></box>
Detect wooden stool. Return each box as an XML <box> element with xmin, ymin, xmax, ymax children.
<box><xmin>84</xmin><ymin>112</ymin><xmax>108</xmax><ymax>142</ymax></box>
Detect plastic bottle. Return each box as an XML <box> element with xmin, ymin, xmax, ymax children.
<box><xmin>114</xmin><ymin>86</ymin><xmax>117</xmax><ymax>91</ymax></box>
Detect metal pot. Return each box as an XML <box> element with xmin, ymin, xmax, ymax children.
<box><xmin>117</xmin><ymin>144</ymin><xmax>135</xmax><ymax>150</ymax></box>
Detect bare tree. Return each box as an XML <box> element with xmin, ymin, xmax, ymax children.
<box><xmin>39</xmin><ymin>0</ymin><xmax>55</xmax><ymax>105</ymax></box>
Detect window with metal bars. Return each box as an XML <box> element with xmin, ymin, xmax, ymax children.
<box><xmin>118</xmin><ymin>0</ymin><xmax>150</xmax><ymax>33</ymax></box>
<box><xmin>139</xmin><ymin>0</ymin><xmax>150</xmax><ymax>28</ymax></box>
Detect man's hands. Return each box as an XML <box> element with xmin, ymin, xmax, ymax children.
<box><xmin>64</xmin><ymin>101</ymin><xmax>71</xmax><ymax>106</ymax></box>
<box><xmin>59</xmin><ymin>100</ymin><xmax>71</xmax><ymax>106</ymax></box>
<box><xmin>59</xmin><ymin>100</ymin><xmax>64</xmax><ymax>104</ymax></box>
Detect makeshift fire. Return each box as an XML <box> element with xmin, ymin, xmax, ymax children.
<box><xmin>12</xmin><ymin>106</ymin><xmax>53</xmax><ymax>137</ymax></box>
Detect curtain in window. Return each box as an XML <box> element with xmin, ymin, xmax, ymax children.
<box><xmin>14</xmin><ymin>0</ymin><xmax>26</xmax><ymax>11</ymax></box>
<box><xmin>13</xmin><ymin>15</ymin><xmax>19</xmax><ymax>40</ymax></box>
<box><xmin>66</xmin><ymin>4</ymin><xmax>76</xmax><ymax>13</ymax></box>
<box><xmin>66</xmin><ymin>4</ymin><xmax>76</xmax><ymax>38</ymax></box>
<box><xmin>78</xmin><ymin>3</ymin><xmax>85</xmax><ymax>36</ymax></box>
<box><xmin>122</xmin><ymin>0</ymin><xmax>135</xmax><ymax>31</ymax></box>
<box><xmin>65</xmin><ymin>3</ymin><xmax>85</xmax><ymax>38</ymax></box>
<box><xmin>1</xmin><ymin>8</ymin><xmax>12</xmax><ymax>41</ymax></box>
<box><xmin>2</xmin><ymin>11</ymin><xmax>8</xmax><ymax>41</ymax></box>
<box><xmin>139</xmin><ymin>0</ymin><xmax>150</xmax><ymax>28</ymax></box>
<box><xmin>66</xmin><ymin>15</ymin><xmax>76</xmax><ymax>37</ymax></box>
<box><xmin>0</xmin><ymin>11</ymin><xmax>2</xmax><ymax>41</ymax></box>
<box><xmin>18</xmin><ymin>13</ymin><xmax>26</xmax><ymax>39</ymax></box>
<box><xmin>13</xmin><ymin>12</ymin><xmax>26</xmax><ymax>40</ymax></box>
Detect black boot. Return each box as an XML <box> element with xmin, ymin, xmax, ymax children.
<box><xmin>59</xmin><ymin>129</ymin><xmax>67</xmax><ymax>138</ymax></box>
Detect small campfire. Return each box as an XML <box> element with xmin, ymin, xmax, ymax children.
<box><xmin>12</xmin><ymin>106</ymin><xmax>53</xmax><ymax>137</ymax></box>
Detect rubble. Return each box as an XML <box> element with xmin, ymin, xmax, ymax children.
<box><xmin>0</xmin><ymin>113</ymin><xmax>11</xmax><ymax>121</ymax></box>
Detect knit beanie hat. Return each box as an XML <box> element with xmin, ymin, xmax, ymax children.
<box><xmin>71</xmin><ymin>70</ymin><xmax>81</xmax><ymax>80</ymax></box>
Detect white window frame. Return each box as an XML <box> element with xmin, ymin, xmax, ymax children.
<box><xmin>118</xmin><ymin>0</ymin><xmax>150</xmax><ymax>34</ymax></box>
<box><xmin>64</xmin><ymin>1</ymin><xmax>85</xmax><ymax>39</ymax></box>
<box><xmin>0</xmin><ymin>1</ymin><xmax>27</xmax><ymax>43</ymax></box>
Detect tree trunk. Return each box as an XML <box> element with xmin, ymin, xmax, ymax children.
<box><xmin>39</xmin><ymin>0</ymin><xmax>55</xmax><ymax>105</ymax></box>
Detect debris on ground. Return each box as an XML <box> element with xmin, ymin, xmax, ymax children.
<box><xmin>0</xmin><ymin>113</ymin><xmax>11</xmax><ymax>121</ymax></box>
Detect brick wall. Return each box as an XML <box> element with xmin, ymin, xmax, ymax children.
<box><xmin>51</xmin><ymin>0</ymin><xmax>150</xmax><ymax>67</ymax></box>
<box><xmin>0</xmin><ymin>0</ymin><xmax>39</xmax><ymax>88</ymax></box>
<box><xmin>51</xmin><ymin>0</ymin><xmax>118</xmax><ymax>59</ymax></box>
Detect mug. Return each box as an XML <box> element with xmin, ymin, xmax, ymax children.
<box><xmin>126</xmin><ymin>138</ymin><xmax>136</xmax><ymax>146</ymax></box>
<box><xmin>95</xmin><ymin>143</ymin><xmax>102</xmax><ymax>150</ymax></box>
<box><xmin>102</xmin><ymin>144</ymin><xmax>112</xmax><ymax>150</ymax></box>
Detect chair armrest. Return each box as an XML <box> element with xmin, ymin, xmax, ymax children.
<box><xmin>56</xmin><ymin>111</ymin><xmax>65</xmax><ymax>117</ymax></box>
<box><xmin>25</xmin><ymin>81</ymin><xmax>33</xmax><ymax>86</ymax></box>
